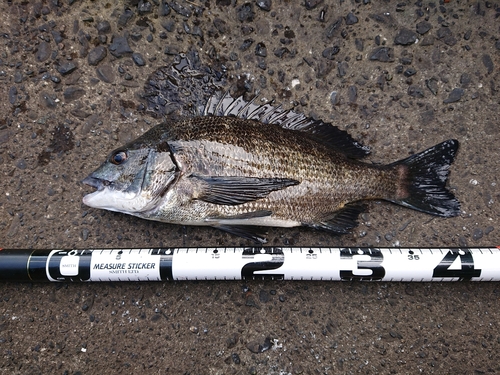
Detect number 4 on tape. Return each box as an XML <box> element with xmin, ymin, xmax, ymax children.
<box><xmin>432</xmin><ymin>249</ymin><xmax>481</xmax><ymax>281</ymax></box>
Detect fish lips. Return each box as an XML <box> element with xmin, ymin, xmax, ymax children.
<box><xmin>82</xmin><ymin>175</ymin><xmax>105</xmax><ymax>191</ymax></box>
<box><xmin>82</xmin><ymin>175</ymin><xmax>107</xmax><ymax>206</ymax></box>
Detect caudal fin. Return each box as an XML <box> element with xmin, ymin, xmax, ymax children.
<box><xmin>388</xmin><ymin>139</ymin><xmax>460</xmax><ymax>217</ymax></box>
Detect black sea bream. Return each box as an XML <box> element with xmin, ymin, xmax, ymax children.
<box><xmin>82</xmin><ymin>93</ymin><xmax>460</xmax><ymax>242</ymax></box>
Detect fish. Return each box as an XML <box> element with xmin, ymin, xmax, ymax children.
<box><xmin>82</xmin><ymin>93</ymin><xmax>460</xmax><ymax>243</ymax></box>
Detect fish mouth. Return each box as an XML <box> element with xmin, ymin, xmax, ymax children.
<box><xmin>82</xmin><ymin>175</ymin><xmax>108</xmax><ymax>206</ymax></box>
<box><xmin>82</xmin><ymin>175</ymin><xmax>106</xmax><ymax>191</ymax></box>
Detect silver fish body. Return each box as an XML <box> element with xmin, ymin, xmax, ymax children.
<box><xmin>83</xmin><ymin>94</ymin><xmax>460</xmax><ymax>242</ymax></box>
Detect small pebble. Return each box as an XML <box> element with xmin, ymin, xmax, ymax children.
<box><xmin>231</xmin><ymin>353</ymin><xmax>241</xmax><ymax>364</ymax></box>
<box><xmin>394</xmin><ymin>28</ymin><xmax>417</xmax><ymax>45</ymax></box>
<box><xmin>482</xmin><ymin>54</ymin><xmax>493</xmax><ymax>74</ymax></box>
<box><xmin>369</xmin><ymin>47</ymin><xmax>394</xmax><ymax>62</ymax></box>
<box><xmin>416</xmin><ymin>21</ymin><xmax>431</xmax><ymax>35</ymax></box>
<box><xmin>390</xmin><ymin>330</ymin><xmax>403</xmax><ymax>339</ymax></box>
<box><xmin>159</xmin><ymin>1</ymin><xmax>171</xmax><ymax>16</ymax></box>
<box><xmin>259</xmin><ymin>290</ymin><xmax>270</xmax><ymax>303</ymax></box>
<box><xmin>426</xmin><ymin>78</ymin><xmax>438</xmax><ymax>96</ymax></box>
<box><xmin>255</xmin><ymin>42</ymin><xmax>267</xmax><ymax>57</ymax></box>
<box><xmin>322</xmin><ymin>46</ymin><xmax>340</xmax><ymax>60</ymax></box>
<box><xmin>256</xmin><ymin>0</ymin><xmax>271</xmax><ymax>12</ymax></box>
<box><xmin>36</xmin><ymin>41</ymin><xmax>51</xmax><ymax>62</ymax></box>
<box><xmin>345</xmin><ymin>13</ymin><xmax>358</xmax><ymax>25</ymax></box>
<box><xmin>239</xmin><ymin>38</ymin><xmax>254</xmax><ymax>51</ymax></box>
<box><xmin>337</xmin><ymin>61</ymin><xmax>348</xmax><ymax>77</ymax></box>
<box><xmin>109</xmin><ymin>35</ymin><xmax>133</xmax><ymax>58</ymax></box>
<box><xmin>325</xmin><ymin>17</ymin><xmax>343</xmax><ymax>39</ymax></box>
<box><xmin>246</xmin><ymin>341</ymin><xmax>260</xmax><ymax>354</ymax></box>
<box><xmin>96</xmin><ymin>64</ymin><xmax>115</xmax><ymax>83</ymax></box>
<box><xmin>117</xmin><ymin>9</ymin><xmax>134</xmax><ymax>27</ymax></box>
<box><xmin>16</xmin><ymin>159</ymin><xmax>27</xmax><ymax>170</ymax></box>
<box><xmin>304</xmin><ymin>0</ymin><xmax>322</xmax><ymax>10</ymax></box>
<box><xmin>56</xmin><ymin>62</ymin><xmax>77</xmax><ymax>75</ymax></box>
<box><xmin>161</xmin><ymin>20</ymin><xmax>175</xmax><ymax>32</ymax></box>
<box><xmin>460</xmin><ymin>73</ymin><xmax>471</xmax><ymax>87</ymax></box>
<box><xmin>82</xmin><ymin>228</ymin><xmax>90</xmax><ymax>241</ymax></box>
<box><xmin>404</xmin><ymin>67</ymin><xmax>417</xmax><ymax>77</ymax></box>
<box><xmin>14</xmin><ymin>71</ymin><xmax>23</xmax><ymax>83</ymax></box>
<box><xmin>40</xmin><ymin>92</ymin><xmax>57</xmax><ymax>108</ymax></box>
<box><xmin>213</xmin><ymin>18</ymin><xmax>228</xmax><ymax>34</ymax></box>
<box><xmin>330</xmin><ymin>91</ymin><xmax>339</xmax><ymax>106</ymax></box>
<box><xmin>63</xmin><ymin>87</ymin><xmax>85</xmax><ymax>101</ymax></box>
<box><xmin>164</xmin><ymin>45</ymin><xmax>179</xmax><ymax>55</ymax></box>
<box><xmin>245</xmin><ymin>295</ymin><xmax>259</xmax><ymax>308</ymax></box>
<box><xmin>132</xmin><ymin>52</ymin><xmax>145</xmax><ymax>66</ymax></box>
<box><xmin>355</xmin><ymin>38</ymin><xmax>364</xmax><ymax>52</ymax></box>
<box><xmin>226</xmin><ymin>333</ymin><xmax>239</xmax><ymax>349</ymax></box>
<box><xmin>138</xmin><ymin>0</ymin><xmax>152</xmax><ymax>14</ymax></box>
<box><xmin>8</xmin><ymin>86</ymin><xmax>17</xmax><ymax>105</ymax></box>
<box><xmin>96</xmin><ymin>20</ymin><xmax>111</xmax><ymax>34</ymax></box>
<box><xmin>348</xmin><ymin>85</ymin><xmax>357</xmax><ymax>103</ymax></box>
<box><xmin>87</xmin><ymin>46</ymin><xmax>107</xmax><ymax>66</ymax></box>
<box><xmin>443</xmin><ymin>88</ymin><xmax>464</xmax><ymax>104</ymax></box>
<box><xmin>420</xmin><ymin>35</ymin><xmax>435</xmax><ymax>46</ymax></box>
<box><xmin>472</xmin><ymin>228</ymin><xmax>483</xmax><ymax>241</ymax></box>
<box><xmin>236</xmin><ymin>3</ymin><xmax>255</xmax><ymax>22</ymax></box>
<box><xmin>437</xmin><ymin>27</ymin><xmax>457</xmax><ymax>46</ymax></box>
<box><xmin>273</xmin><ymin>47</ymin><xmax>289</xmax><ymax>58</ymax></box>
<box><xmin>171</xmin><ymin>1</ymin><xmax>192</xmax><ymax>17</ymax></box>
<box><xmin>246</xmin><ymin>337</ymin><xmax>272</xmax><ymax>354</ymax></box>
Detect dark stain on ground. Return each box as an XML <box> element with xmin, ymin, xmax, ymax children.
<box><xmin>37</xmin><ymin>124</ymin><xmax>75</xmax><ymax>166</ymax></box>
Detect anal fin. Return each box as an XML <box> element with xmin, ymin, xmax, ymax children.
<box><xmin>308</xmin><ymin>203</ymin><xmax>367</xmax><ymax>234</ymax></box>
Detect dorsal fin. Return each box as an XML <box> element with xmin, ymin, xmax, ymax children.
<box><xmin>204</xmin><ymin>92</ymin><xmax>370</xmax><ymax>159</ymax></box>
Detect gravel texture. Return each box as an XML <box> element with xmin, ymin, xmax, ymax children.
<box><xmin>1</xmin><ymin>1</ymin><xmax>499</xmax><ymax>374</ymax></box>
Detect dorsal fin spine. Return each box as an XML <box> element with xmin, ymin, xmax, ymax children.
<box><xmin>202</xmin><ymin>92</ymin><xmax>370</xmax><ymax>159</ymax></box>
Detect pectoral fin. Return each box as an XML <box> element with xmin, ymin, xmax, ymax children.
<box><xmin>193</xmin><ymin>175</ymin><xmax>299</xmax><ymax>205</ymax></box>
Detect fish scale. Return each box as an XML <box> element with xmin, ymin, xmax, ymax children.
<box><xmin>162</xmin><ymin>117</ymin><xmax>391</xmax><ymax>219</ymax></box>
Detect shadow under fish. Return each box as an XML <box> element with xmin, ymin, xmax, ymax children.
<box><xmin>82</xmin><ymin>51</ymin><xmax>460</xmax><ymax>243</ymax></box>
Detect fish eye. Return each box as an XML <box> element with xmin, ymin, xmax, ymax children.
<box><xmin>110</xmin><ymin>151</ymin><xmax>128</xmax><ymax>165</ymax></box>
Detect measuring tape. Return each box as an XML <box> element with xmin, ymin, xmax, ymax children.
<box><xmin>1</xmin><ymin>247</ymin><xmax>499</xmax><ymax>282</ymax></box>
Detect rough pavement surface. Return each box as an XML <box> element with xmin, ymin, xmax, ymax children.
<box><xmin>1</xmin><ymin>1</ymin><xmax>499</xmax><ymax>374</ymax></box>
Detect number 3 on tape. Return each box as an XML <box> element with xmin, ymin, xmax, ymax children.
<box><xmin>339</xmin><ymin>248</ymin><xmax>385</xmax><ymax>281</ymax></box>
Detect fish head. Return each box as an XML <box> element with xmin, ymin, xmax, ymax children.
<box><xmin>82</xmin><ymin>139</ymin><xmax>178</xmax><ymax>214</ymax></box>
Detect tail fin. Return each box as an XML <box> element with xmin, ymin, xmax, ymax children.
<box><xmin>388</xmin><ymin>139</ymin><xmax>460</xmax><ymax>217</ymax></box>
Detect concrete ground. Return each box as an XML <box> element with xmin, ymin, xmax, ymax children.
<box><xmin>0</xmin><ymin>1</ymin><xmax>499</xmax><ymax>374</ymax></box>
